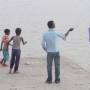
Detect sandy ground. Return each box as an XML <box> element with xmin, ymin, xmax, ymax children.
<box><xmin>0</xmin><ymin>56</ymin><xmax>90</xmax><ymax>90</ymax></box>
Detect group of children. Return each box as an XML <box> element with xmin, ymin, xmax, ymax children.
<box><xmin>0</xmin><ymin>21</ymin><xmax>74</xmax><ymax>84</ymax></box>
<box><xmin>0</xmin><ymin>28</ymin><xmax>27</xmax><ymax>74</ymax></box>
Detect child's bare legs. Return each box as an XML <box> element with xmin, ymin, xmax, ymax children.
<box><xmin>0</xmin><ymin>59</ymin><xmax>4</xmax><ymax>64</ymax></box>
<box><xmin>0</xmin><ymin>59</ymin><xmax>8</xmax><ymax>67</ymax></box>
<box><xmin>9</xmin><ymin>69</ymin><xmax>12</xmax><ymax>74</ymax></box>
<box><xmin>3</xmin><ymin>60</ymin><xmax>8</xmax><ymax>66</ymax></box>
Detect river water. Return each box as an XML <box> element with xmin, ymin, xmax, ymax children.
<box><xmin>0</xmin><ymin>0</ymin><xmax>90</xmax><ymax>71</ymax></box>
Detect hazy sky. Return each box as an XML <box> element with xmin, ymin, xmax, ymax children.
<box><xmin>0</xmin><ymin>0</ymin><xmax>90</xmax><ymax>28</ymax></box>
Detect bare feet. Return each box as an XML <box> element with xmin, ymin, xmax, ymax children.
<box><xmin>9</xmin><ymin>69</ymin><xmax>12</xmax><ymax>74</ymax></box>
<box><xmin>13</xmin><ymin>71</ymin><xmax>19</xmax><ymax>74</ymax></box>
<box><xmin>2</xmin><ymin>64</ymin><xmax>8</xmax><ymax>67</ymax></box>
<box><xmin>0</xmin><ymin>60</ymin><xmax>3</xmax><ymax>64</ymax></box>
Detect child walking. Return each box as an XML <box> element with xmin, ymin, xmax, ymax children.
<box><xmin>9</xmin><ymin>28</ymin><xmax>27</xmax><ymax>74</ymax></box>
<box><xmin>0</xmin><ymin>29</ymin><xmax>10</xmax><ymax>66</ymax></box>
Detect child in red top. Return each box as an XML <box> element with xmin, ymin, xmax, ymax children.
<box><xmin>0</xmin><ymin>29</ymin><xmax>10</xmax><ymax>66</ymax></box>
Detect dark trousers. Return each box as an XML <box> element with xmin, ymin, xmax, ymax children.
<box><xmin>47</xmin><ymin>52</ymin><xmax>60</xmax><ymax>81</ymax></box>
<box><xmin>10</xmin><ymin>49</ymin><xmax>21</xmax><ymax>72</ymax></box>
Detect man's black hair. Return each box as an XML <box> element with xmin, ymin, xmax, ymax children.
<box><xmin>47</xmin><ymin>21</ymin><xmax>55</xmax><ymax>29</ymax></box>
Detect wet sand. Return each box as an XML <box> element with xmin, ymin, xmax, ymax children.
<box><xmin>0</xmin><ymin>56</ymin><xmax>90</xmax><ymax>90</ymax></box>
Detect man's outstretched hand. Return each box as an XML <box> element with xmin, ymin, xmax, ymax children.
<box><xmin>65</xmin><ymin>28</ymin><xmax>74</xmax><ymax>37</ymax></box>
<box><xmin>69</xmin><ymin>28</ymin><xmax>74</xmax><ymax>32</ymax></box>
